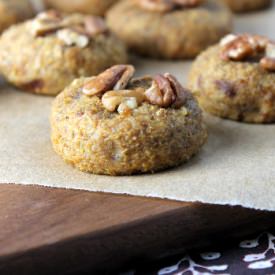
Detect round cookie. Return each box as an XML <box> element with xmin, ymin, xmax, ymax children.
<box><xmin>0</xmin><ymin>10</ymin><xmax>127</xmax><ymax>95</ymax></box>
<box><xmin>0</xmin><ymin>0</ymin><xmax>35</xmax><ymax>34</ymax></box>
<box><xmin>51</xmin><ymin>65</ymin><xmax>207</xmax><ymax>175</ymax></box>
<box><xmin>223</xmin><ymin>0</ymin><xmax>271</xmax><ymax>12</ymax></box>
<box><xmin>45</xmin><ymin>0</ymin><xmax>118</xmax><ymax>16</ymax></box>
<box><xmin>188</xmin><ymin>34</ymin><xmax>275</xmax><ymax>123</ymax></box>
<box><xmin>106</xmin><ymin>0</ymin><xmax>232</xmax><ymax>59</ymax></box>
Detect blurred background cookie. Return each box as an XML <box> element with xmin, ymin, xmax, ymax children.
<box><xmin>188</xmin><ymin>34</ymin><xmax>275</xmax><ymax>123</ymax></box>
<box><xmin>0</xmin><ymin>10</ymin><xmax>128</xmax><ymax>95</ymax></box>
<box><xmin>106</xmin><ymin>0</ymin><xmax>232</xmax><ymax>59</ymax></box>
<box><xmin>45</xmin><ymin>0</ymin><xmax>118</xmax><ymax>16</ymax></box>
<box><xmin>51</xmin><ymin>65</ymin><xmax>207</xmax><ymax>175</ymax></box>
<box><xmin>0</xmin><ymin>0</ymin><xmax>36</xmax><ymax>33</ymax></box>
<box><xmin>223</xmin><ymin>0</ymin><xmax>272</xmax><ymax>13</ymax></box>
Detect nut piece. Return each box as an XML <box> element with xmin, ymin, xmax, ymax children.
<box><xmin>56</xmin><ymin>29</ymin><xmax>89</xmax><ymax>48</ymax></box>
<box><xmin>137</xmin><ymin>0</ymin><xmax>203</xmax><ymax>12</ymax></box>
<box><xmin>83</xmin><ymin>65</ymin><xmax>135</xmax><ymax>96</ymax></box>
<box><xmin>145</xmin><ymin>73</ymin><xmax>188</xmax><ymax>108</ymax></box>
<box><xmin>102</xmin><ymin>89</ymin><xmax>145</xmax><ymax>114</ymax></box>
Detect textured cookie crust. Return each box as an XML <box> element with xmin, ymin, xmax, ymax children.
<box><xmin>45</xmin><ymin>0</ymin><xmax>118</xmax><ymax>16</ymax></box>
<box><xmin>188</xmin><ymin>45</ymin><xmax>275</xmax><ymax>123</ymax></box>
<box><xmin>51</xmin><ymin>78</ymin><xmax>207</xmax><ymax>175</ymax></box>
<box><xmin>0</xmin><ymin>19</ymin><xmax>128</xmax><ymax>95</ymax></box>
<box><xmin>223</xmin><ymin>0</ymin><xmax>271</xmax><ymax>12</ymax></box>
<box><xmin>0</xmin><ymin>0</ymin><xmax>34</xmax><ymax>33</ymax></box>
<box><xmin>106</xmin><ymin>0</ymin><xmax>232</xmax><ymax>59</ymax></box>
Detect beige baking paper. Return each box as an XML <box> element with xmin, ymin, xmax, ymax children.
<box><xmin>0</xmin><ymin>7</ymin><xmax>275</xmax><ymax>211</ymax></box>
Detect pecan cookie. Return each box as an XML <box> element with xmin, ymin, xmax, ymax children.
<box><xmin>223</xmin><ymin>0</ymin><xmax>271</xmax><ymax>12</ymax></box>
<box><xmin>51</xmin><ymin>65</ymin><xmax>207</xmax><ymax>175</ymax></box>
<box><xmin>188</xmin><ymin>34</ymin><xmax>275</xmax><ymax>123</ymax></box>
<box><xmin>0</xmin><ymin>10</ymin><xmax>127</xmax><ymax>95</ymax></box>
<box><xmin>0</xmin><ymin>0</ymin><xmax>36</xmax><ymax>34</ymax></box>
<box><xmin>106</xmin><ymin>0</ymin><xmax>232</xmax><ymax>59</ymax></box>
<box><xmin>45</xmin><ymin>0</ymin><xmax>118</xmax><ymax>16</ymax></box>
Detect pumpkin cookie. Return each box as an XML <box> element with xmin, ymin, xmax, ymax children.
<box><xmin>223</xmin><ymin>0</ymin><xmax>271</xmax><ymax>12</ymax></box>
<box><xmin>0</xmin><ymin>0</ymin><xmax>36</xmax><ymax>34</ymax></box>
<box><xmin>188</xmin><ymin>34</ymin><xmax>275</xmax><ymax>123</ymax></box>
<box><xmin>106</xmin><ymin>0</ymin><xmax>232</xmax><ymax>59</ymax></box>
<box><xmin>45</xmin><ymin>0</ymin><xmax>118</xmax><ymax>16</ymax></box>
<box><xmin>0</xmin><ymin>10</ymin><xmax>127</xmax><ymax>95</ymax></box>
<box><xmin>51</xmin><ymin>65</ymin><xmax>207</xmax><ymax>175</ymax></box>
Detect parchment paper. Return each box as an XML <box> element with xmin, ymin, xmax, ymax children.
<box><xmin>0</xmin><ymin>6</ymin><xmax>275</xmax><ymax>211</ymax></box>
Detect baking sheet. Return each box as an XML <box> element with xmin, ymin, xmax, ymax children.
<box><xmin>0</xmin><ymin>5</ymin><xmax>275</xmax><ymax>211</ymax></box>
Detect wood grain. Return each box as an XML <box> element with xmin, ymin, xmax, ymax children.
<box><xmin>0</xmin><ymin>184</ymin><xmax>275</xmax><ymax>274</ymax></box>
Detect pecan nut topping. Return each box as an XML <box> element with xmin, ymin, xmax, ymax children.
<box><xmin>31</xmin><ymin>11</ymin><xmax>108</xmax><ymax>47</ymax></box>
<box><xmin>220</xmin><ymin>34</ymin><xmax>275</xmax><ymax>72</ymax></box>
<box><xmin>56</xmin><ymin>29</ymin><xmax>89</xmax><ymax>48</ymax></box>
<box><xmin>144</xmin><ymin>74</ymin><xmax>175</xmax><ymax>107</ymax></box>
<box><xmin>102</xmin><ymin>89</ymin><xmax>145</xmax><ymax>114</ymax></box>
<box><xmin>144</xmin><ymin>73</ymin><xmax>188</xmax><ymax>108</ymax></box>
<box><xmin>137</xmin><ymin>0</ymin><xmax>203</xmax><ymax>12</ymax></box>
<box><xmin>82</xmin><ymin>65</ymin><xmax>189</xmax><ymax>113</ymax></box>
<box><xmin>82</xmin><ymin>65</ymin><xmax>135</xmax><ymax>96</ymax></box>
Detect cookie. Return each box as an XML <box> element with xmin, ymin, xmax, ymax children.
<box><xmin>45</xmin><ymin>0</ymin><xmax>118</xmax><ymax>16</ymax></box>
<box><xmin>188</xmin><ymin>34</ymin><xmax>275</xmax><ymax>123</ymax></box>
<box><xmin>51</xmin><ymin>65</ymin><xmax>207</xmax><ymax>175</ymax></box>
<box><xmin>223</xmin><ymin>0</ymin><xmax>271</xmax><ymax>12</ymax></box>
<box><xmin>0</xmin><ymin>0</ymin><xmax>35</xmax><ymax>33</ymax></box>
<box><xmin>0</xmin><ymin>10</ymin><xmax>127</xmax><ymax>95</ymax></box>
<box><xmin>106</xmin><ymin>0</ymin><xmax>232</xmax><ymax>59</ymax></box>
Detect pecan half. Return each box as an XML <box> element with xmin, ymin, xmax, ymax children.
<box><xmin>145</xmin><ymin>74</ymin><xmax>175</xmax><ymax>107</ymax></box>
<box><xmin>145</xmin><ymin>73</ymin><xmax>188</xmax><ymax>108</ymax></box>
<box><xmin>31</xmin><ymin>10</ymin><xmax>64</xmax><ymax>36</ymax></box>
<box><xmin>82</xmin><ymin>65</ymin><xmax>135</xmax><ymax>96</ymax></box>
<box><xmin>164</xmin><ymin>73</ymin><xmax>188</xmax><ymax>108</ymax></box>
<box><xmin>137</xmin><ymin>0</ymin><xmax>203</xmax><ymax>12</ymax></box>
<box><xmin>102</xmin><ymin>89</ymin><xmax>145</xmax><ymax>114</ymax></box>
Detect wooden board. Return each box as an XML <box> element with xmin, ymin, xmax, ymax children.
<box><xmin>0</xmin><ymin>184</ymin><xmax>275</xmax><ymax>274</ymax></box>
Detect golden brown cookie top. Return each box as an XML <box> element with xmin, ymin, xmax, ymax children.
<box><xmin>82</xmin><ymin>65</ymin><xmax>191</xmax><ymax>115</ymax></box>
<box><xmin>134</xmin><ymin>0</ymin><xmax>205</xmax><ymax>12</ymax></box>
<box><xmin>219</xmin><ymin>33</ymin><xmax>275</xmax><ymax>72</ymax></box>
<box><xmin>30</xmin><ymin>10</ymin><xmax>108</xmax><ymax>48</ymax></box>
